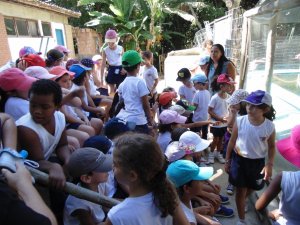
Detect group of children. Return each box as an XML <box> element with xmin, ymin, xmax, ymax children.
<box><xmin>0</xmin><ymin>28</ymin><xmax>297</xmax><ymax>225</ymax></box>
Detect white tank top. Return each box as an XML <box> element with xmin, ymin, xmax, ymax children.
<box><xmin>104</xmin><ymin>45</ymin><xmax>123</xmax><ymax>66</ymax></box>
<box><xmin>235</xmin><ymin>115</ymin><xmax>275</xmax><ymax>159</ymax></box>
<box><xmin>16</xmin><ymin>111</ymin><xmax>66</xmax><ymax>160</ymax></box>
<box><xmin>279</xmin><ymin>171</ymin><xmax>300</xmax><ymax>224</ymax></box>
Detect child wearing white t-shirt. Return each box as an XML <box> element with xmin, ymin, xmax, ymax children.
<box><xmin>116</xmin><ymin>50</ymin><xmax>153</xmax><ymax>133</ymax></box>
<box><xmin>176</xmin><ymin>68</ymin><xmax>196</xmax><ymax>105</ymax></box>
<box><xmin>64</xmin><ymin>148</ymin><xmax>112</xmax><ymax>225</ymax></box>
<box><xmin>105</xmin><ymin>133</ymin><xmax>190</xmax><ymax>225</ymax></box>
<box><xmin>141</xmin><ymin>51</ymin><xmax>158</xmax><ymax>107</ymax></box>
<box><xmin>191</xmin><ymin>73</ymin><xmax>210</xmax><ymax>139</ymax></box>
<box><xmin>208</xmin><ymin>74</ymin><xmax>235</xmax><ymax>164</ymax></box>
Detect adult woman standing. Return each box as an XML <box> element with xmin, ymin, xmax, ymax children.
<box><xmin>206</xmin><ymin>44</ymin><xmax>236</xmax><ymax>94</ymax></box>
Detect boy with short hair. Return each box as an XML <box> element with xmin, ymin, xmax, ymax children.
<box><xmin>116</xmin><ymin>50</ymin><xmax>153</xmax><ymax>133</ymax></box>
<box><xmin>176</xmin><ymin>68</ymin><xmax>196</xmax><ymax>105</ymax></box>
<box><xmin>64</xmin><ymin>147</ymin><xmax>112</xmax><ymax>225</ymax></box>
<box><xmin>191</xmin><ymin>73</ymin><xmax>211</xmax><ymax>139</ymax></box>
<box><xmin>16</xmin><ymin>79</ymin><xmax>71</xmax><ymax>224</ymax></box>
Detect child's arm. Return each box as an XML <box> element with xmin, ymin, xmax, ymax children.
<box><xmin>261</xmin><ymin>130</ymin><xmax>276</xmax><ymax>181</ymax></box>
<box><xmin>225</xmin><ymin>122</ymin><xmax>238</xmax><ymax>173</ymax></box>
<box><xmin>255</xmin><ymin>172</ymin><xmax>282</xmax><ymax>211</ymax></box>
<box><xmin>60</xmin><ymin>106</ymin><xmax>85</xmax><ymax>125</ymax></box>
<box><xmin>208</xmin><ymin>106</ymin><xmax>226</xmax><ymax>123</ymax></box>
<box><xmin>61</xmin><ymin>88</ymin><xmax>84</xmax><ymax>107</ymax></box>
<box><xmin>17</xmin><ymin>126</ymin><xmax>66</xmax><ymax>189</ymax></box>
<box><xmin>141</xmin><ymin>95</ymin><xmax>153</xmax><ymax>125</ymax></box>
<box><xmin>55</xmin><ymin>129</ymin><xmax>71</xmax><ymax>166</ymax></box>
<box><xmin>173</xmin><ymin>203</ymin><xmax>191</xmax><ymax>225</ymax></box>
<box><xmin>150</xmin><ymin>78</ymin><xmax>158</xmax><ymax>96</ymax></box>
<box><xmin>181</xmin><ymin>120</ymin><xmax>212</xmax><ymax>129</ymax></box>
<box><xmin>2</xmin><ymin>162</ymin><xmax>57</xmax><ymax>225</ymax></box>
<box><xmin>0</xmin><ymin>113</ymin><xmax>17</xmax><ymax>149</ymax></box>
<box><xmin>100</xmin><ymin>51</ymin><xmax>107</xmax><ymax>85</ymax></box>
<box><xmin>226</xmin><ymin>105</ymin><xmax>238</xmax><ymax>132</ymax></box>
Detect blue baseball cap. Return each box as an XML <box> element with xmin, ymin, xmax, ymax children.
<box><xmin>104</xmin><ymin>117</ymin><xmax>136</xmax><ymax>140</ymax></box>
<box><xmin>191</xmin><ymin>73</ymin><xmax>208</xmax><ymax>83</ymax></box>
<box><xmin>166</xmin><ymin>160</ymin><xmax>213</xmax><ymax>188</ymax></box>
<box><xmin>199</xmin><ymin>55</ymin><xmax>210</xmax><ymax>66</ymax></box>
<box><xmin>83</xmin><ymin>135</ymin><xmax>112</xmax><ymax>154</ymax></box>
<box><xmin>242</xmin><ymin>90</ymin><xmax>272</xmax><ymax>107</ymax></box>
<box><xmin>69</xmin><ymin>64</ymin><xmax>91</xmax><ymax>79</ymax></box>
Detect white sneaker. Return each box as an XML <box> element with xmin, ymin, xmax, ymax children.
<box><xmin>207</xmin><ymin>152</ymin><xmax>215</xmax><ymax>164</ymax></box>
<box><xmin>216</xmin><ymin>152</ymin><xmax>225</xmax><ymax>163</ymax></box>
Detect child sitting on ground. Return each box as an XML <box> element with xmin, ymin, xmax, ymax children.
<box><xmin>16</xmin><ymin>79</ymin><xmax>72</xmax><ymax>223</ymax></box>
<box><xmin>69</xmin><ymin>64</ymin><xmax>103</xmax><ymax>134</ymax></box>
<box><xmin>104</xmin><ymin>133</ymin><xmax>189</xmax><ymax>225</ymax></box>
<box><xmin>167</xmin><ymin>160</ymin><xmax>219</xmax><ymax>225</ymax></box>
<box><xmin>64</xmin><ymin>147</ymin><xmax>112</xmax><ymax>225</ymax></box>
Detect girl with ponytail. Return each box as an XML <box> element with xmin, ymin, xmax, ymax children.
<box><xmin>105</xmin><ymin>133</ymin><xmax>189</xmax><ymax>225</ymax></box>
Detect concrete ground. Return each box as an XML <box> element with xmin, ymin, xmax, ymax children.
<box><xmin>209</xmin><ymin>160</ymin><xmax>268</xmax><ymax>225</ymax></box>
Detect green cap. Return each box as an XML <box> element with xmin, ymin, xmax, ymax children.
<box><xmin>122</xmin><ymin>50</ymin><xmax>143</xmax><ymax>67</ymax></box>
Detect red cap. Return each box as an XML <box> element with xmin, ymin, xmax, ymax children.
<box><xmin>49</xmin><ymin>66</ymin><xmax>75</xmax><ymax>81</ymax></box>
<box><xmin>159</xmin><ymin>92</ymin><xmax>176</xmax><ymax>106</ymax></box>
<box><xmin>0</xmin><ymin>68</ymin><xmax>37</xmax><ymax>92</ymax></box>
<box><xmin>22</xmin><ymin>54</ymin><xmax>46</xmax><ymax>67</ymax></box>
<box><xmin>217</xmin><ymin>73</ymin><xmax>236</xmax><ymax>85</ymax></box>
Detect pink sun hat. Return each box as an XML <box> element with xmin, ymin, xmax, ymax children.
<box><xmin>276</xmin><ymin>124</ymin><xmax>300</xmax><ymax>168</ymax></box>
<box><xmin>105</xmin><ymin>29</ymin><xmax>117</xmax><ymax>43</ymax></box>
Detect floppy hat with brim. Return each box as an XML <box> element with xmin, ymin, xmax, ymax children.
<box><xmin>67</xmin><ymin>147</ymin><xmax>113</xmax><ymax>178</ymax></box>
<box><xmin>166</xmin><ymin>160</ymin><xmax>214</xmax><ymax>188</ymax></box>
<box><xmin>165</xmin><ymin>141</ymin><xmax>186</xmax><ymax>162</ymax></box>
<box><xmin>179</xmin><ymin>131</ymin><xmax>210</xmax><ymax>153</ymax></box>
<box><xmin>122</xmin><ymin>50</ymin><xmax>143</xmax><ymax>67</ymax></box>
<box><xmin>49</xmin><ymin>66</ymin><xmax>75</xmax><ymax>81</ymax></box>
<box><xmin>159</xmin><ymin>110</ymin><xmax>187</xmax><ymax>125</ymax></box>
<box><xmin>24</xmin><ymin>66</ymin><xmax>56</xmax><ymax>80</ymax></box>
<box><xmin>0</xmin><ymin>68</ymin><xmax>36</xmax><ymax>92</ymax></box>
<box><xmin>226</xmin><ymin>89</ymin><xmax>249</xmax><ymax>105</ymax></box>
<box><xmin>276</xmin><ymin>124</ymin><xmax>300</xmax><ymax>168</ymax></box>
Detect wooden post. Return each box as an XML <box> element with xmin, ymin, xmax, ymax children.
<box><xmin>28</xmin><ymin>167</ymin><xmax>120</xmax><ymax>208</ymax></box>
<box><xmin>264</xmin><ymin>13</ymin><xmax>278</xmax><ymax>92</ymax></box>
<box><xmin>239</xmin><ymin>16</ymin><xmax>250</xmax><ymax>88</ymax></box>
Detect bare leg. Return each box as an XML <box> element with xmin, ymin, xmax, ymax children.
<box><xmin>210</xmin><ymin>136</ymin><xmax>220</xmax><ymax>152</ymax></box>
<box><xmin>99</xmin><ymin>98</ymin><xmax>112</xmax><ymax>122</ymax></box>
<box><xmin>216</xmin><ymin>135</ymin><xmax>224</xmax><ymax>152</ymax></box>
<box><xmin>108</xmin><ymin>84</ymin><xmax>115</xmax><ymax>96</ymax></box>
<box><xmin>66</xmin><ymin>129</ymin><xmax>89</xmax><ymax>147</ymax></box>
<box><xmin>90</xmin><ymin>118</ymin><xmax>103</xmax><ymax>135</ymax></box>
<box><xmin>67</xmin><ymin>135</ymin><xmax>80</xmax><ymax>149</ymax></box>
<box><xmin>78</xmin><ymin>124</ymin><xmax>95</xmax><ymax>136</ymax></box>
<box><xmin>235</xmin><ymin>187</ymin><xmax>248</xmax><ymax>220</ymax></box>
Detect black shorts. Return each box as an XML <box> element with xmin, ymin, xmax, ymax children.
<box><xmin>93</xmin><ymin>98</ymin><xmax>102</xmax><ymax>106</ymax></box>
<box><xmin>105</xmin><ymin>65</ymin><xmax>126</xmax><ymax>86</ymax></box>
<box><xmin>210</xmin><ymin>127</ymin><xmax>227</xmax><ymax>137</ymax></box>
<box><xmin>66</xmin><ymin>123</ymin><xmax>81</xmax><ymax>130</ymax></box>
<box><xmin>229</xmin><ymin>151</ymin><xmax>265</xmax><ymax>190</ymax></box>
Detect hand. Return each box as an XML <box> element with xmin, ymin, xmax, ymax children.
<box><xmin>83</xmin><ymin>117</ymin><xmax>91</xmax><ymax>126</ymax></box>
<box><xmin>72</xmin><ymin>87</ymin><xmax>85</xmax><ymax>98</ymax></box>
<box><xmin>48</xmin><ymin>163</ymin><xmax>66</xmax><ymax>190</ymax></box>
<box><xmin>224</xmin><ymin>161</ymin><xmax>231</xmax><ymax>173</ymax></box>
<box><xmin>120</xmin><ymin>68</ymin><xmax>126</xmax><ymax>75</ymax></box>
<box><xmin>206</xmin><ymin>192</ymin><xmax>221</xmax><ymax>206</ymax></box>
<box><xmin>268</xmin><ymin>209</ymin><xmax>282</xmax><ymax>221</ymax></box>
<box><xmin>68</xmin><ymin>144</ymin><xmax>76</xmax><ymax>153</ymax></box>
<box><xmin>194</xmin><ymin>205</ymin><xmax>213</xmax><ymax>215</ymax></box>
<box><xmin>261</xmin><ymin>163</ymin><xmax>273</xmax><ymax>181</ymax></box>
<box><xmin>2</xmin><ymin>162</ymin><xmax>32</xmax><ymax>191</ymax></box>
<box><xmin>17</xmin><ymin>59</ymin><xmax>28</xmax><ymax>71</ymax></box>
<box><xmin>221</xmin><ymin>117</ymin><xmax>227</xmax><ymax>123</ymax></box>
